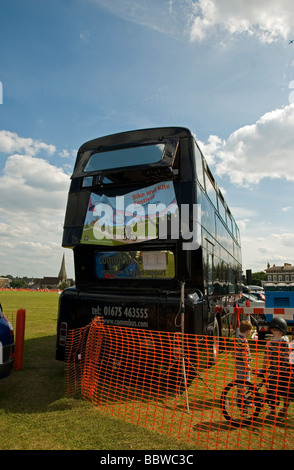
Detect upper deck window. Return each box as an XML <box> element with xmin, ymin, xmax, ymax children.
<box><xmin>204</xmin><ymin>170</ymin><xmax>217</xmax><ymax>208</ymax></box>
<box><xmin>84</xmin><ymin>144</ymin><xmax>165</xmax><ymax>172</ymax></box>
<box><xmin>194</xmin><ymin>143</ymin><xmax>205</xmax><ymax>188</ymax></box>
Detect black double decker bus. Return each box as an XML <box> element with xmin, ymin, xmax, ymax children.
<box><xmin>56</xmin><ymin>127</ymin><xmax>242</xmax><ymax>361</ymax></box>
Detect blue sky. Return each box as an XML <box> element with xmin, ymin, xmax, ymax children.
<box><xmin>1</xmin><ymin>0</ymin><xmax>294</xmax><ymax>279</ymax></box>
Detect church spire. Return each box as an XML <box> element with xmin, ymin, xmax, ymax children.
<box><xmin>58</xmin><ymin>253</ymin><xmax>67</xmax><ymax>282</ymax></box>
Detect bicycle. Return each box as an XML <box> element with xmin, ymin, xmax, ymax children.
<box><xmin>220</xmin><ymin>369</ymin><xmax>294</xmax><ymax>427</ymax></box>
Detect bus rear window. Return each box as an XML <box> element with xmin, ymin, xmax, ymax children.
<box><xmin>85</xmin><ymin>144</ymin><xmax>165</xmax><ymax>172</ymax></box>
<box><xmin>96</xmin><ymin>250</ymin><xmax>175</xmax><ymax>279</ymax></box>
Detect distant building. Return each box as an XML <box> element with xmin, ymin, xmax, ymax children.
<box><xmin>0</xmin><ymin>277</ymin><xmax>10</xmax><ymax>288</ymax></box>
<box><xmin>34</xmin><ymin>254</ymin><xmax>73</xmax><ymax>289</ymax></box>
<box><xmin>264</xmin><ymin>263</ymin><xmax>294</xmax><ymax>286</ymax></box>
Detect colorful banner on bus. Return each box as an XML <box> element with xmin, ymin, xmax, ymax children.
<box><xmin>81</xmin><ymin>180</ymin><xmax>178</xmax><ymax>245</ymax></box>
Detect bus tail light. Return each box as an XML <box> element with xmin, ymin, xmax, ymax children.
<box><xmin>59</xmin><ymin>322</ymin><xmax>68</xmax><ymax>346</ymax></box>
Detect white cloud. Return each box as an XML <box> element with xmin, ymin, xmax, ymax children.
<box><xmin>0</xmin><ymin>134</ymin><xmax>72</xmax><ymax>277</ymax></box>
<box><xmin>272</xmin><ymin>232</ymin><xmax>294</xmax><ymax>247</ymax></box>
<box><xmin>198</xmin><ymin>104</ymin><xmax>294</xmax><ymax>186</ymax></box>
<box><xmin>240</xmin><ymin>231</ymin><xmax>294</xmax><ymax>273</ymax></box>
<box><xmin>189</xmin><ymin>0</ymin><xmax>294</xmax><ymax>43</ymax></box>
<box><xmin>0</xmin><ymin>130</ymin><xmax>55</xmax><ymax>157</ymax></box>
<box><xmin>196</xmin><ymin>134</ymin><xmax>224</xmax><ymax>166</ymax></box>
<box><xmin>93</xmin><ymin>0</ymin><xmax>294</xmax><ymax>43</ymax></box>
<box><xmin>0</xmin><ymin>154</ymin><xmax>69</xmax><ymax>209</ymax></box>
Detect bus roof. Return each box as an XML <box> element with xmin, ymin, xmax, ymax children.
<box><xmin>78</xmin><ymin>127</ymin><xmax>193</xmax><ymax>153</ymax></box>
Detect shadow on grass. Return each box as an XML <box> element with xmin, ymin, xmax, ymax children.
<box><xmin>0</xmin><ymin>334</ymin><xmax>67</xmax><ymax>414</ymax></box>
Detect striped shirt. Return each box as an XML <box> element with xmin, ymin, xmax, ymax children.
<box><xmin>235</xmin><ymin>334</ymin><xmax>252</xmax><ymax>365</ymax></box>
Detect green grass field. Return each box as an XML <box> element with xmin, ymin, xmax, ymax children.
<box><xmin>0</xmin><ymin>289</ymin><xmax>293</xmax><ymax>451</ymax></box>
<box><xmin>0</xmin><ymin>290</ymin><xmax>196</xmax><ymax>451</ymax></box>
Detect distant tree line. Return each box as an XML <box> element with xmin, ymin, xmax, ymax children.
<box><xmin>242</xmin><ymin>271</ymin><xmax>266</xmax><ymax>286</ymax></box>
<box><xmin>0</xmin><ymin>275</ymin><xmax>35</xmax><ymax>289</ymax></box>
<box><xmin>0</xmin><ymin>275</ymin><xmax>72</xmax><ymax>290</ymax></box>
<box><xmin>3</xmin><ymin>271</ymin><xmax>267</xmax><ymax>289</ymax></box>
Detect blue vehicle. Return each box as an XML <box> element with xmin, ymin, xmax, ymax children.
<box><xmin>0</xmin><ymin>303</ymin><xmax>14</xmax><ymax>379</ymax></box>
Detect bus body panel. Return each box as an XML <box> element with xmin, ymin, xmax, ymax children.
<box><xmin>56</xmin><ymin>286</ymin><xmax>207</xmax><ymax>361</ymax></box>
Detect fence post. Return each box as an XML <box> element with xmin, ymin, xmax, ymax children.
<box><xmin>235</xmin><ymin>307</ymin><xmax>241</xmax><ymax>336</ymax></box>
<box><xmin>14</xmin><ymin>309</ymin><xmax>26</xmax><ymax>370</ymax></box>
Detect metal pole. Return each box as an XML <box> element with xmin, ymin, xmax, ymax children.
<box><xmin>180</xmin><ymin>282</ymin><xmax>190</xmax><ymax>414</ymax></box>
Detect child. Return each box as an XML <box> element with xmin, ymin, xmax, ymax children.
<box><xmin>235</xmin><ymin>320</ymin><xmax>253</xmax><ymax>404</ymax></box>
<box><xmin>289</xmin><ymin>330</ymin><xmax>294</xmax><ymax>366</ymax></box>
<box><xmin>262</xmin><ymin>317</ymin><xmax>290</xmax><ymax>420</ymax></box>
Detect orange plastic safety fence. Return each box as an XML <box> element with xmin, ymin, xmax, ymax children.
<box><xmin>64</xmin><ymin>318</ymin><xmax>294</xmax><ymax>450</ymax></box>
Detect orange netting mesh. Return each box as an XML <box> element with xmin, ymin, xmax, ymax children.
<box><xmin>64</xmin><ymin>318</ymin><xmax>294</xmax><ymax>450</ymax></box>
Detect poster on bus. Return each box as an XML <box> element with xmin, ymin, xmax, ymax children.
<box><xmin>80</xmin><ymin>181</ymin><xmax>178</xmax><ymax>245</ymax></box>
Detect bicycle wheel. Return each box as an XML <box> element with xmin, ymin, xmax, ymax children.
<box><xmin>220</xmin><ymin>380</ymin><xmax>262</xmax><ymax>426</ymax></box>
